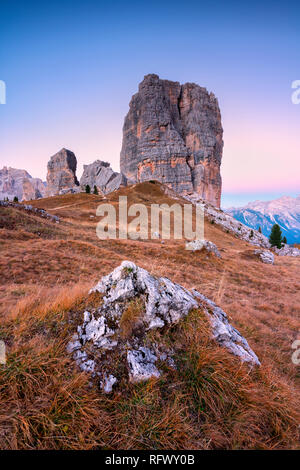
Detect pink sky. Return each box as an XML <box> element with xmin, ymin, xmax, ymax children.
<box><xmin>1</xmin><ymin>98</ymin><xmax>299</xmax><ymax>199</ymax></box>
<box><xmin>1</xmin><ymin>1</ymin><xmax>300</xmax><ymax>207</ymax></box>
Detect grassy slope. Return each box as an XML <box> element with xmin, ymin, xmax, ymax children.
<box><xmin>0</xmin><ymin>182</ymin><xmax>299</xmax><ymax>449</ymax></box>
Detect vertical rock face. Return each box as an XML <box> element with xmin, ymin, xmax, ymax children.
<box><xmin>46</xmin><ymin>148</ymin><xmax>79</xmax><ymax>197</ymax></box>
<box><xmin>79</xmin><ymin>160</ymin><xmax>127</xmax><ymax>194</ymax></box>
<box><xmin>0</xmin><ymin>166</ymin><xmax>46</xmax><ymax>201</ymax></box>
<box><xmin>120</xmin><ymin>74</ymin><xmax>223</xmax><ymax>207</ymax></box>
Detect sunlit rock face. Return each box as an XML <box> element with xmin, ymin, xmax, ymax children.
<box><xmin>79</xmin><ymin>160</ymin><xmax>127</xmax><ymax>194</ymax></box>
<box><xmin>120</xmin><ymin>74</ymin><xmax>223</xmax><ymax>207</ymax></box>
<box><xmin>0</xmin><ymin>166</ymin><xmax>46</xmax><ymax>201</ymax></box>
<box><xmin>46</xmin><ymin>148</ymin><xmax>79</xmax><ymax>197</ymax></box>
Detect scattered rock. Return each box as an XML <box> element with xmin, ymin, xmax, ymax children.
<box><xmin>0</xmin><ymin>200</ymin><xmax>60</xmax><ymax>223</ymax></box>
<box><xmin>273</xmin><ymin>245</ymin><xmax>300</xmax><ymax>257</ymax></box>
<box><xmin>254</xmin><ymin>249</ymin><xmax>274</xmax><ymax>264</ymax></box>
<box><xmin>58</xmin><ymin>187</ymin><xmax>81</xmax><ymax>195</ymax></box>
<box><xmin>100</xmin><ymin>374</ymin><xmax>118</xmax><ymax>393</ymax></box>
<box><xmin>186</xmin><ymin>239</ymin><xmax>221</xmax><ymax>257</ymax></box>
<box><xmin>120</xmin><ymin>74</ymin><xmax>223</xmax><ymax>207</ymax></box>
<box><xmin>151</xmin><ymin>231</ymin><xmax>160</xmax><ymax>239</ymax></box>
<box><xmin>68</xmin><ymin>261</ymin><xmax>260</xmax><ymax>392</ymax></box>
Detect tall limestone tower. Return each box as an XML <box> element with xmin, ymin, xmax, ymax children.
<box><xmin>120</xmin><ymin>74</ymin><xmax>223</xmax><ymax>207</ymax></box>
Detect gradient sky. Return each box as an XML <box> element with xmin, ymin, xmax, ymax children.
<box><xmin>0</xmin><ymin>0</ymin><xmax>299</xmax><ymax>207</ymax></box>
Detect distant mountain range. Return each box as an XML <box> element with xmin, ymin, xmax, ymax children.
<box><xmin>226</xmin><ymin>195</ymin><xmax>300</xmax><ymax>245</ymax></box>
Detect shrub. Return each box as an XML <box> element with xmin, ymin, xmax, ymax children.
<box><xmin>85</xmin><ymin>185</ymin><xmax>91</xmax><ymax>194</ymax></box>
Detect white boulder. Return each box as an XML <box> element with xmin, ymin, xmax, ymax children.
<box><xmin>273</xmin><ymin>245</ymin><xmax>300</xmax><ymax>257</ymax></box>
<box><xmin>186</xmin><ymin>239</ymin><xmax>221</xmax><ymax>257</ymax></box>
<box><xmin>254</xmin><ymin>249</ymin><xmax>275</xmax><ymax>264</ymax></box>
<box><xmin>68</xmin><ymin>261</ymin><xmax>260</xmax><ymax>391</ymax></box>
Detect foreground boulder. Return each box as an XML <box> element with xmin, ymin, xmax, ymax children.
<box><xmin>120</xmin><ymin>74</ymin><xmax>223</xmax><ymax>207</ymax></box>
<box><xmin>68</xmin><ymin>261</ymin><xmax>260</xmax><ymax>392</ymax></box>
<box><xmin>79</xmin><ymin>160</ymin><xmax>126</xmax><ymax>194</ymax></box>
<box><xmin>46</xmin><ymin>148</ymin><xmax>80</xmax><ymax>197</ymax></box>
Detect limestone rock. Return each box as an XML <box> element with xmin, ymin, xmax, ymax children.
<box><xmin>68</xmin><ymin>261</ymin><xmax>260</xmax><ymax>392</ymax></box>
<box><xmin>46</xmin><ymin>148</ymin><xmax>79</xmax><ymax>197</ymax></box>
<box><xmin>185</xmin><ymin>193</ymin><xmax>271</xmax><ymax>249</ymax></box>
<box><xmin>100</xmin><ymin>374</ymin><xmax>118</xmax><ymax>393</ymax></box>
<box><xmin>120</xmin><ymin>74</ymin><xmax>223</xmax><ymax>207</ymax></box>
<box><xmin>254</xmin><ymin>249</ymin><xmax>275</xmax><ymax>264</ymax></box>
<box><xmin>127</xmin><ymin>348</ymin><xmax>160</xmax><ymax>383</ymax></box>
<box><xmin>58</xmin><ymin>187</ymin><xmax>81</xmax><ymax>195</ymax></box>
<box><xmin>79</xmin><ymin>160</ymin><xmax>126</xmax><ymax>194</ymax></box>
<box><xmin>192</xmin><ymin>291</ymin><xmax>260</xmax><ymax>365</ymax></box>
<box><xmin>0</xmin><ymin>200</ymin><xmax>59</xmax><ymax>223</ymax></box>
<box><xmin>186</xmin><ymin>239</ymin><xmax>221</xmax><ymax>257</ymax></box>
<box><xmin>0</xmin><ymin>166</ymin><xmax>46</xmax><ymax>201</ymax></box>
<box><xmin>273</xmin><ymin>245</ymin><xmax>300</xmax><ymax>257</ymax></box>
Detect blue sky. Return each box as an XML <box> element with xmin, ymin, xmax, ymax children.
<box><xmin>0</xmin><ymin>0</ymin><xmax>299</xmax><ymax>207</ymax></box>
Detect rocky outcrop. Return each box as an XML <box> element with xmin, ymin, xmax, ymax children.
<box><xmin>254</xmin><ymin>249</ymin><xmax>275</xmax><ymax>264</ymax></box>
<box><xmin>0</xmin><ymin>200</ymin><xmax>59</xmax><ymax>223</ymax></box>
<box><xmin>185</xmin><ymin>239</ymin><xmax>221</xmax><ymax>257</ymax></box>
<box><xmin>185</xmin><ymin>192</ymin><xmax>300</xmax><ymax>256</ymax></box>
<box><xmin>68</xmin><ymin>261</ymin><xmax>260</xmax><ymax>392</ymax></box>
<box><xmin>79</xmin><ymin>160</ymin><xmax>126</xmax><ymax>194</ymax></box>
<box><xmin>0</xmin><ymin>166</ymin><xmax>46</xmax><ymax>201</ymax></box>
<box><xmin>120</xmin><ymin>74</ymin><xmax>223</xmax><ymax>207</ymax></box>
<box><xmin>273</xmin><ymin>245</ymin><xmax>300</xmax><ymax>257</ymax></box>
<box><xmin>185</xmin><ymin>192</ymin><xmax>271</xmax><ymax>249</ymax></box>
<box><xmin>46</xmin><ymin>148</ymin><xmax>79</xmax><ymax>197</ymax></box>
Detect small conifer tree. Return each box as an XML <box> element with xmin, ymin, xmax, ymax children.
<box><xmin>282</xmin><ymin>236</ymin><xmax>287</xmax><ymax>244</ymax></box>
<box><xmin>93</xmin><ymin>185</ymin><xmax>98</xmax><ymax>195</ymax></box>
<box><xmin>13</xmin><ymin>196</ymin><xmax>18</xmax><ymax>202</ymax></box>
<box><xmin>258</xmin><ymin>226</ymin><xmax>262</xmax><ymax>233</ymax></box>
<box><xmin>269</xmin><ymin>224</ymin><xmax>283</xmax><ymax>249</ymax></box>
<box><xmin>85</xmin><ymin>184</ymin><xmax>91</xmax><ymax>194</ymax></box>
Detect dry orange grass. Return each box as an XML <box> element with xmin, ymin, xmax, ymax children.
<box><xmin>0</xmin><ymin>183</ymin><xmax>299</xmax><ymax>449</ymax></box>
<box><xmin>119</xmin><ymin>299</ymin><xmax>145</xmax><ymax>340</ymax></box>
